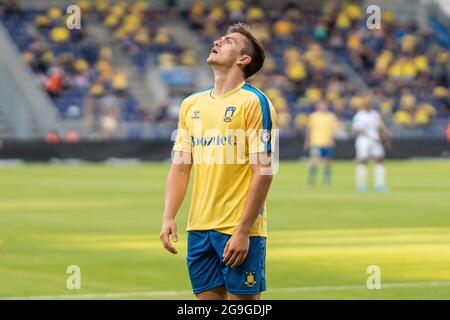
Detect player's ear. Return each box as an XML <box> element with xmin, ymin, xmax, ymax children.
<box><xmin>237</xmin><ymin>54</ymin><xmax>251</xmax><ymax>67</ymax></box>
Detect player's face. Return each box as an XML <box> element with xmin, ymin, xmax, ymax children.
<box><xmin>363</xmin><ymin>96</ymin><xmax>373</xmax><ymax>111</ymax></box>
<box><xmin>316</xmin><ymin>102</ymin><xmax>327</xmax><ymax>112</ymax></box>
<box><xmin>207</xmin><ymin>32</ymin><xmax>249</xmax><ymax>68</ymax></box>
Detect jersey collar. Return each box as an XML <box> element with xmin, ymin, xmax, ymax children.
<box><xmin>210</xmin><ymin>81</ymin><xmax>246</xmax><ymax>99</ymax></box>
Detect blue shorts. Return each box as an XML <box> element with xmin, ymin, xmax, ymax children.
<box><xmin>187</xmin><ymin>230</ymin><xmax>266</xmax><ymax>295</ymax></box>
<box><xmin>310</xmin><ymin>146</ymin><xmax>334</xmax><ymax>159</ymax></box>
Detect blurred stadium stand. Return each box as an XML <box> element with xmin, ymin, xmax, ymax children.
<box><xmin>0</xmin><ymin>0</ymin><xmax>448</xmax><ymax>159</ymax></box>
<box><xmin>0</xmin><ymin>16</ymin><xmax>58</xmax><ymax>139</ymax></box>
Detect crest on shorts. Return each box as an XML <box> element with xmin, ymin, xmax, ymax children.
<box><xmin>223</xmin><ymin>106</ymin><xmax>236</xmax><ymax>122</ymax></box>
<box><xmin>244</xmin><ymin>271</ymin><xmax>256</xmax><ymax>287</ymax></box>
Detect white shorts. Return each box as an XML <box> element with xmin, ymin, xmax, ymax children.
<box><xmin>355</xmin><ymin>138</ymin><xmax>385</xmax><ymax>161</ymax></box>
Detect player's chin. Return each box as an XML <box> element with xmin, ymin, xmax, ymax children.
<box><xmin>206</xmin><ymin>54</ymin><xmax>220</xmax><ymax>64</ymax></box>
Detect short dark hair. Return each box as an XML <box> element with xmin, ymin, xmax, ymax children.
<box><xmin>226</xmin><ymin>22</ymin><xmax>265</xmax><ymax>79</ymax></box>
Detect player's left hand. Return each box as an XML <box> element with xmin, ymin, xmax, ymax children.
<box><xmin>303</xmin><ymin>140</ymin><xmax>309</xmax><ymax>151</ymax></box>
<box><xmin>384</xmin><ymin>140</ymin><xmax>392</xmax><ymax>150</ymax></box>
<box><xmin>223</xmin><ymin>231</ymin><xmax>250</xmax><ymax>268</ymax></box>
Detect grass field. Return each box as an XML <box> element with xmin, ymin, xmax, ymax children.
<box><xmin>0</xmin><ymin>160</ymin><xmax>449</xmax><ymax>300</ymax></box>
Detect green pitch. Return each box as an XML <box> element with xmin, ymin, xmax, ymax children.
<box><xmin>0</xmin><ymin>160</ymin><xmax>449</xmax><ymax>299</ymax></box>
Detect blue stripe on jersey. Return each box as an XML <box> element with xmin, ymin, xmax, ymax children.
<box><xmin>242</xmin><ymin>83</ymin><xmax>272</xmax><ymax>152</ymax></box>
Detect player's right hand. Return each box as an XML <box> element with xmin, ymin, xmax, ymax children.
<box><xmin>303</xmin><ymin>141</ymin><xmax>309</xmax><ymax>150</ymax></box>
<box><xmin>383</xmin><ymin>139</ymin><xmax>392</xmax><ymax>150</ymax></box>
<box><xmin>160</xmin><ymin>219</ymin><xmax>178</xmax><ymax>254</ymax></box>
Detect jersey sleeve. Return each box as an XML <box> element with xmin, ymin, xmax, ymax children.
<box><xmin>352</xmin><ymin>113</ymin><xmax>363</xmax><ymax>132</ymax></box>
<box><xmin>245</xmin><ymin>94</ymin><xmax>277</xmax><ymax>154</ymax></box>
<box><xmin>375</xmin><ymin>111</ymin><xmax>383</xmax><ymax>128</ymax></box>
<box><xmin>173</xmin><ymin>100</ymin><xmax>192</xmax><ymax>153</ymax></box>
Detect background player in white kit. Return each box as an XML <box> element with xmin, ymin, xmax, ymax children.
<box><xmin>352</xmin><ymin>96</ymin><xmax>391</xmax><ymax>192</ymax></box>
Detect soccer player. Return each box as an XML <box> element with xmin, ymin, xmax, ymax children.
<box><xmin>303</xmin><ymin>100</ymin><xmax>339</xmax><ymax>186</ymax></box>
<box><xmin>352</xmin><ymin>96</ymin><xmax>391</xmax><ymax>192</ymax></box>
<box><xmin>160</xmin><ymin>23</ymin><xmax>277</xmax><ymax>300</ymax></box>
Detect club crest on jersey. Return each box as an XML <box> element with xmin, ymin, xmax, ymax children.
<box><xmin>191</xmin><ymin>110</ymin><xmax>200</xmax><ymax>119</ymax></box>
<box><xmin>244</xmin><ymin>272</ymin><xmax>256</xmax><ymax>287</ymax></box>
<box><xmin>223</xmin><ymin>106</ymin><xmax>236</xmax><ymax>122</ymax></box>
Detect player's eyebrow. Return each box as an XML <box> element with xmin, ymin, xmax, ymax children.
<box><xmin>222</xmin><ymin>35</ymin><xmax>237</xmax><ymax>43</ymax></box>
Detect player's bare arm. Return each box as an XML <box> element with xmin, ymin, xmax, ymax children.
<box><xmin>222</xmin><ymin>154</ymin><xmax>273</xmax><ymax>268</ymax></box>
<box><xmin>379</xmin><ymin>122</ymin><xmax>392</xmax><ymax>149</ymax></box>
<box><xmin>160</xmin><ymin>151</ymin><xmax>192</xmax><ymax>254</ymax></box>
<box><xmin>353</xmin><ymin>128</ymin><xmax>365</xmax><ymax>137</ymax></box>
<box><xmin>303</xmin><ymin>127</ymin><xmax>310</xmax><ymax>150</ymax></box>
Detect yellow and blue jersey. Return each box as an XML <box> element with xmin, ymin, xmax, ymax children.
<box><xmin>307</xmin><ymin>111</ymin><xmax>339</xmax><ymax>147</ymax></box>
<box><xmin>173</xmin><ymin>81</ymin><xmax>277</xmax><ymax>237</ymax></box>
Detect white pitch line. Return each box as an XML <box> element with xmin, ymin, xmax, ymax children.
<box><xmin>2</xmin><ymin>281</ymin><xmax>450</xmax><ymax>300</ymax></box>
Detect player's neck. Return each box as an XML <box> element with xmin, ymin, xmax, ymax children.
<box><xmin>212</xmin><ymin>67</ymin><xmax>245</xmax><ymax>97</ymax></box>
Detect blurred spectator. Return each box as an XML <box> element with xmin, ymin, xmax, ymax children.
<box><xmin>73</xmin><ymin>59</ymin><xmax>89</xmax><ymax>88</ymax></box>
<box><xmin>65</xmin><ymin>130</ymin><xmax>80</xmax><ymax>143</ymax></box>
<box><xmin>44</xmin><ymin>67</ymin><xmax>64</xmax><ymax>97</ymax></box>
<box><xmin>112</xmin><ymin>71</ymin><xmax>129</xmax><ymax>91</ymax></box>
<box><xmin>100</xmin><ymin>109</ymin><xmax>119</xmax><ymax>140</ymax></box>
<box><xmin>446</xmin><ymin>120</ymin><xmax>450</xmax><ymax>142</ymax></box>
<box><xmin>84</xmin><ymin>82</ymin><xmax>105</xmax><ymax>135</ymax></box>
<box><xmin>50</xmin><ymin>26</ymin><xmax>70</xmax><ymax>43</ymax></box>
<box><xmin>45</xmin><ymin>131</ymin><xmax>60</xmax><ymax>144</ymax></box>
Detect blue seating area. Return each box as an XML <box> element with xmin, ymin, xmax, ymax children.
<box><xmin>430</xmin><ymin>16</ymin><xmax>450</xmax><ymax>50</ymax></box>
<box><xmin>1</xmin><ymin>9</ymin><xmax>37</xmax><ymax>50</ymax></box>
<box><xmin>1</xmin><ymin>5</ymin><xmax>148</xmax><ymax>141</ymax></box>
